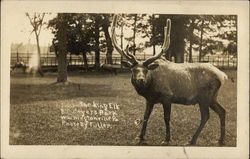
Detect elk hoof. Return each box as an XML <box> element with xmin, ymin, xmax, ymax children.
<box><xmin>135</xmin><ymin>136</ymin><xmax>142</xmax><ymax>141</ymax></box>
<box><xmin>134</xmin><ymin>136</ymin><xmax>146</xmax><ymax>145</ymax></box>
<box><xmin>187</xmin><ymin>141</ymin><xmax>196</xmax><ymax>146</ymax></box>
<box><xmin>218</xmin><ymin>139</ymin><xmax>225</xmax><ymax>146</ymax></box>
<box><xmin>161</xmin><ymin>140</ymin><xmax>170</xmax><ymax>146</ymax></box>
<box><xmin>138</xmin><ymin>141</ymin><xmax>148</xmax><ymax>146</ymax></box>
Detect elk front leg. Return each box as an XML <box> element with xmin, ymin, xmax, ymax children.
<box><xmin>136</xmin><ymin>100</ymin><xmax>154</xmax><ymax>143</ymax></box>
<box><xmin>162</xmin><ymin>103</ymin><xmax>171</xmax><ymax>145</ymax></box>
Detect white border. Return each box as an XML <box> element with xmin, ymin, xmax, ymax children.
<box><xmin>1</xmin><ymin>1</ymin><xmax>249</xmax><ymax>159</ymax></box>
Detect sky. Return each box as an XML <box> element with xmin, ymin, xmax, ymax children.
<box><xmin>9</xmin><ymin>13</ymin><xmax>160</xmax><ymax>53</ymax></box>
<box><xmin>10</xmin><ymin>13</ymin><xmax>152</xmax><ymax>49</ymax></box>
<box><xmin>10</xmin><ymin>13</ymin><xmax>57</xmax><ymax>46</ymax></box>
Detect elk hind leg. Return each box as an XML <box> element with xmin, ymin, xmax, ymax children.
<box><xmin>162</xmin><ymin>103</ymin><xmax>171</xmax><ymax>145</ymax></box>
<box><xmin>190</xmin><ymin>103</ymin><xmax>210</xmax><ymax>145</ymax></box>
<box><xmin>210</xmin><ymin>101</ymin><xmax>226</xmax><ymax>145</ymax></box>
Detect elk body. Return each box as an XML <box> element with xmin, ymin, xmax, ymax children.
<box><xmin>111</xmin><ymin>15</ymin><xmax>227</xmax><ymax>145</ymax></box>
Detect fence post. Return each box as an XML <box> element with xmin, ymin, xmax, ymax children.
<box><xmin>27</xmin><ymin>52</ymin><xmax>29</xmax><ymax>65</ymax></box>
<box><xmin>121</xmin><ymin>55</ymin><xmax>123</xmax><ymax>69</ymax></box>
<box><xmin>16</xmin><ymin>51</ymin><xmax>19</xmax><ymax>62</ymax></box>
<box><xmin>222</xmin><ymin>58</ymin><xmax>224</xmax><ymax>69</ymax></box>
<box><xmin>217</xmin><ymin>55</ymin><xmax>219</xmax><ymax>67</ymax></box>
<box><xmin>69</xmin><ymin>54</ymin><xmax>72</xmax><ymax>66</ymax></box>
<box><xmin>92</xmin><ymin>56</ymin><xmax>93</xmax><ymax>65</ymax></box>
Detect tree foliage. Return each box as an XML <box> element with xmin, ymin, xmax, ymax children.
<box><xmin>48</xmin><ymin>13</ymin><xmax>237</xmax><ymax>68</ymax></box>
<box><xmin>184</xmin><ymin>15</ymin><xmax>237</xmax><ymax>60</ymax></box>
<box><xmin>48</xmin><ymin>13</ymin><xmax>115</xmax><ymax>69</ymax></box>
<box><xmin>134</xmin><ymin>14</ymin><xmax>237</xmax><ymax>61</ymax></box>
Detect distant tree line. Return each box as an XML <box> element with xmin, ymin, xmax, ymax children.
<box><xmin>46</xmin><ymin>13</ymin><xmax>236</xmax><ymax>82</ymax></box>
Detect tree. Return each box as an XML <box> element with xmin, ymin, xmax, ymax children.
<box><xmin>124</xmin><ymin>14</ymin><xmax>187</xmax><ymax>62</ymax></box>
<box><xmin>215</xmin><ymin>15</ymin><xmax>237</xmax><ymax>56</ymax></box>
<box><xmin>112</xmin><ymin>14</ymin><xmax>237</xmax><ymax>64</ymax></box>
<box><xmin>132</xmin><ymin>14</ymin><xmax>137</xmax><ymax>55</ymax></box>
<box><xmin>26</xmin><ymin>13</ymin><xmax>45</xmax><ymax>76</ymax></box>
<box><xmin>56</xmin><ymin>14</ymin><xmax>68</xmax><ymax>82</ymax></box>
<box><xmin>169</xmin><ymin>15</ymin><xmax>186</xmax><ymax>63</ymax></box>
<box><xmin>185</xmin><ymin>15</ymin><xmax>237</xmax><ymax>61</ymax></box>
<box><xmin>92</xmin><ymin>14</ymin><xmax>101</xmax><ymax>69</ymax></box>
<box><xmin>48</xmin><ymin>13</ymin><xmax>94</xmax><ymax>71</ymax></box>
<box><xmin>49</xmin><ymin>13</ymin><xmax>116</xmax><ymax>69</ymax></box>
<box><xmin>101</xmin><ymin>15</ymin><xmax>114</xmax><ymax>64</ymax></box>
<box><xmin>188</xmin><ymin>18</ymin><xmax>196</xmax><ymax>63</ymax></box>
<box><xmin>152</xmin><ymin>14</ymin><xmax>156</xmax><ymax>55</ymax></box>
<box><xmin>152</xmin><ymin>14</ymin><xmax>187</xmax><ymax>63</ymax></box>
<box><xmin>198</xmin><ymin>19</ymin><xmax>205</xmax><ymax>62</ymax></box>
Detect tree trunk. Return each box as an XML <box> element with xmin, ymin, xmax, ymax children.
<box><xmin>165</xmin><ymin>51</ymin><xmax>172</xmax><ymax>61</ymax></box>
<box><xmin>199</xmin><ymin>19</ymin><xmax>204</xmax><ymax>62</ymax></box>
<box><xmin>164</xmin><ymin>16</ymin><xmax>185</xmax><ymax>63</ymax></box>
<box><xmin>133</xmin><ymin>14</ymin><xmax>137</xmax><ymax>55</ymax></box>
<box><xmin>57</xmin><ymin>49</ymin><xmax>68</xmax><ymax>82</ymax></box>
<box><xmin>189</xmin><ymin>41</ymin><xmax>193</xmax><ymax>63</ymax></box>
<box><xmin>152</xmin><ymin>14</ymin><xmax>156</xmax><ymax>55</ymax></box>
<box><xmin>57</xmin><ymin>14</ymin><xmax>68</xmax><ymax>82</ymax></box>
<box><xmin>174</xmin><ymin>18</ymin><xmax>185</xmax><ymax>63</ymax></box>
<box><xmin>102</xmin><ymin>16</ymin><xmax>113</xmax><ymax>64</ymax></box>
<box><xmin>52</xmin><ymin>40</ymin><xmax>59</xmax><ymax>58</ymax></box>
<box><xmin>120</xmin><ymin>24</ymin><xmax>124</xmax><ymax>68</ymax></box>
<box><xmin>82</xmin><ymin>53</ymin><xmax>89</xmax><ymax>71</ymax></box>
<box><xmin>94</xmin><ymin>16</ymin><xmax>100</xmax><ymax>69</ymax></box>
<box><xmin>35</xmin><ymin>32</ymin><xmax>44</xmax><ymax>76</ymax></box>
<box><xmin>189</xmin><ymin>19</ymin><xmax>195</xmax><ymax>63</ymax></box>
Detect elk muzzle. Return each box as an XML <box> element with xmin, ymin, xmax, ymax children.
<box><xmin>133</xmin><ymin>70</ymin><xmax>147</xmax><ymax>87</ymax></box>
<box><xmin>137</xmin><ymin>77</ymin><xmax>146</xmax><ymax>86</ymax></box>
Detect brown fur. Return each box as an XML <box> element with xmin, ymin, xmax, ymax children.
<box><xmin>129</xmin><ymin>59</ymin><xmax>227</xmax><ymax>145</ymax></box>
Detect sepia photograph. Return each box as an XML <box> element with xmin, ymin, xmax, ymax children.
<box><xmin>1</xmin><ymin>1</ymin><xmax>249</xmax><ymax>159</ymax></box>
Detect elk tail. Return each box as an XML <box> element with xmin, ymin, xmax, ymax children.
<box><xmin>210</xmin><ymin>65</ymin><xmax>228</xmax><ymax>85</ymax></box>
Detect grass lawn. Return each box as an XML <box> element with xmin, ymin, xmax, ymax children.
<box><xmin>9</xmin><ymin>70</ymin><xmax>237</xmax><ymax>146</ymax></box>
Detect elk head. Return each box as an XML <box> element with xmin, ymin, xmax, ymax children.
<box><xmin>111</xmin><ymin>15</ymin><xmax>171</xmax><ymax>87</ymax></box>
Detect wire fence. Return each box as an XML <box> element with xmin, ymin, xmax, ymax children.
<box><xmin>11</xmin><ymin>52</ymin><xmax>237</xmax><ymax>69</ymax></box>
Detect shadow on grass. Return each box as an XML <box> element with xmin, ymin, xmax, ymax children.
<box><xmin>10</xmin><ymin>82</ymin><xmax>121</xmax><ymax>105</ymax></box>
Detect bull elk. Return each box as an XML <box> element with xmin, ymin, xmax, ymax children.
<box><xmin>111</xmin><ymin>15</ymin><xmax>227</xmax><ymax>146</ymax></box>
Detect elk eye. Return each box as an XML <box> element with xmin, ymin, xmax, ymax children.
<box><xmin>135</xmin><ymin>69</ymin><xmax>140</xmax><ymax>73</ymax></box>
<box><xmin>131</xmin><ymin>68</ymin><xmax>138</xmax><ymax>73</ymax></box>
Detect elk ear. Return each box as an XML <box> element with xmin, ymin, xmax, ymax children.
<box><xmin>147</xmin><ymin>63</ymin><xmax>159</xmax><ymax>70</ymax></box>
<box><xmin>121</xmin><ymin>61</ymin><xmax>132</xmax><ymax>68</ymax></box>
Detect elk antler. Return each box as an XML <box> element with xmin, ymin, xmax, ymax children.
<box><xmin>143</xmin><ymin>19</ymin><xmax>171</xmax><ymax>66</ymax></box>
<box><xmin>111</xmin><ymin>15</ymin><xmax>138</xmax><ymax>65</ymax></box>
<box><xmin>125</xmin><ymin>43</ymin><xmax>138</xmax><ymax>63</ymax></box>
